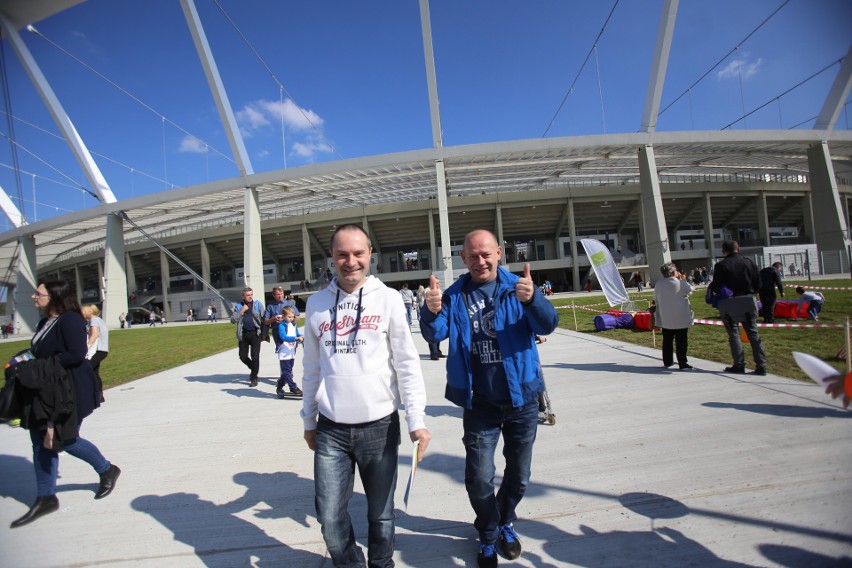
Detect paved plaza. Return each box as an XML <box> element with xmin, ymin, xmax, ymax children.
<box><xmin>1</xmin><ymin>322</ymin><xmax>851</xmax><ymax>567</ymax></box>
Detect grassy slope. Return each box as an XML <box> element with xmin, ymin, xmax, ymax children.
<box><xmin>554</xmin><ymin>279</ymin><xmax>852</xmax><ymax>382</ymax></box>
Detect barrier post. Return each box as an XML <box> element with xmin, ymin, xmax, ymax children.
<box><xmin>846</xmin><ymin>316</ymin><xmax>850</xmax><ymax>373</ymax></box>
<box><xmin>572</xmin><ymin>301</ymin><xmax>578</xmax><ymax>331</ymax></box>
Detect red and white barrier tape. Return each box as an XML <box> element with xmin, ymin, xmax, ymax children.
<box><xmin>786</xmin><ymin>284</ymin><xmax>852</xmax><ymax>291</ymax></box>
<box><xmin>557</xmin><ymin>304</ymin><xmax>844</xmax><ymax>328</ymax></box>
<box><xmin>692</xmin><ymin>318</ymin><xmax>843</xmax><ymax>328</ymax></box>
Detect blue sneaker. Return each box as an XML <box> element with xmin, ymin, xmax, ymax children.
<box><xmin>498</xmin><ymin>523</ymin><xmax>522</xmax><ymax>559</ymax></box>
<box><xmin>478</xmin><ymin>542</ymin><xmax>498</xmax><ymax>567</ymax></box>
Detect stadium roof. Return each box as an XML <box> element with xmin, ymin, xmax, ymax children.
<box><xmin>1</xmin><ymin>128</ymin><xmax>850</xmax><ymax>283</ymax></box>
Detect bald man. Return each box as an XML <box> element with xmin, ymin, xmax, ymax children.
<box><xmin>420</xmin><ymin>229</ymin><xmax>559</xmax><ymax>568</ymax></box>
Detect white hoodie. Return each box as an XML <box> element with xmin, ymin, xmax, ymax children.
<box><xmin>300</xmin><ymin>275</ymin><xmax>427</xmax><ymax>433</ymax></box>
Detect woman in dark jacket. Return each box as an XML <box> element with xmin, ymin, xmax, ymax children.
<box><xmin>11</xmin><ymin>280</ymin><xmax>120</xmax><ymax>528</ymax></box>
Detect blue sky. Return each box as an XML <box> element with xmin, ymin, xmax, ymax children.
<box><xmin>0</xmin><ymin>0</ymin><xmax>849</xmax><ymax>229</ymax></box>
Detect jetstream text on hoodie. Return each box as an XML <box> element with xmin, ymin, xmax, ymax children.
<box><xmin>300</xmin><ymin>275</ymin><xmax>427</xmax><ymax>433</ymax></box>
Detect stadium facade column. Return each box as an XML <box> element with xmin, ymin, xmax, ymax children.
<box><xmin>362</xmin><ymin>216</ymin><xmax>382</xmax><ymax>274</ymax></box>
<box><xmin>428</xmin><ymin>209</ymin><xmax>437</xmax><ymax>271</ymax></box>
<box><xmin>102</xmin><ymin>214</ymin><xmax>129</xmax><ymax>327</ymax></box>
<box><xmin>638</xmin><ymin>145</ymin><xmax>671</xmax><ymax>284</ymax></box>
<box><xmin>801</xmin><ymin>195</ymin><xmax>816</xmax><ymax>244</ymax></box>
<box><xmin>243</xmin><ymin>187</ymin><xmax>264</xmax><ymax>293</ymax></box>
<box><xmin>566</xmin><ymin>199</ymin><xmax>580</xmax><ymax>291</ymax></box>
<box><xmin>807</xmin><ymin>141</ymin><xmax>851</xmax><ymax>264</ymax></box>
<box><xmin>159</xmin><ymin>249</ymin><xmax>172</xmax><ymax>321</ymax></box>
<box><xmin>97</xmin><ymin>259</ymin><xmax>104</xmax><ymax>301</ymax></box>
<box><xmin>756</xmin><ymin>192</ymin><xmax>770</xmax><ymax>247</ymax></box>
<box><xmin>200</xmin><ymin>239</ymin><xmax>211</xmax><ymax>292</ymax></box>
<box><xmin>125</xmin><ymin>253</ymin><xmax>136</xmax><ymax>294</ymax></box>
<box><xmin>301</xmin><ymin>224</ymin><xmax>312</xmax><ymax>284</ymax></box>
<box><xmin>702</xmin><ymin>192</ymin><xmax>715</xmax><ymax>269</ymax></box>
<box><xmin>15</xmin><ymin>236</ymin><xmax>39</xmax><ymax>334</ymax></box>
<box><xmin>74</xmin><ymin>265</ymin><xmax>84</xmax><ymax>303</ymax></box>
<box><xmin>495</xmin><ymin>204</ymin><xmax>507</xmax><ymax>266</ymax></box>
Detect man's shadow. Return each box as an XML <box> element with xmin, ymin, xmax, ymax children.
<box><xmin>184</xmin><ymin>373</ymin><xmax>278</xmax><ymax>399</ymax></box>
<box><xmin>131</xmin><ymin>471</ymin><xmax>323</xmax><ymax>567</ymax></box>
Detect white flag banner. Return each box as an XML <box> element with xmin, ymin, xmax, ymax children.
<box><xmin>581</xmin><ymin>239</ymin><xmax>630</xmax><ymax>307</ymax></box>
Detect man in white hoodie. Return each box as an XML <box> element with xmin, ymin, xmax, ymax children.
<box><xmin>301</xmin><ymin>224</ymin><xmax>431</xmax><ymax>568</ymax></box>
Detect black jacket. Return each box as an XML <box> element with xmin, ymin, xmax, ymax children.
<box><xmin>711</xmin><ymin>252</ymin><xmax>760</xmax><ymax>297</ymax></box>
<box><xmin>759</xmin><ymin>267</ymin><xmax>784</xmax><ymax>295</ymax></box>
<box><xmin>13</xmin><ymin>355</ymin><xmax>79</xmax><ymax>450</ymax></box>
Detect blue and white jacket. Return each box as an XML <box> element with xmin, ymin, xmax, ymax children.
<box><xmin>420</xmin><ymin>266</ymin><xmax>559</xmax><ymax>409</ymax></box>
<box><xmin>230</xmin><ymin>299</ymin><xmax>265</xmax><ymax>340</ymax></box>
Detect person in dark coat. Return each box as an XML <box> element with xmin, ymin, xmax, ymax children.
<box><xmin>710</xmin><ymin>241</ymin><xmax>768</xmax><ymax>375</ymax></box>
<box><xmin>758</xmin><ymin>262</ymin><xmax>784</xmax><ymax>323</ymax></box>
<box><xmin>9</xmin><ymin>280</ymin><xmax>120</xmax><ymax>528</ymax></box>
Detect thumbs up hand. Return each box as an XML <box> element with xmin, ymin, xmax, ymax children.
<box><xmin>426</xmin><ymin>275</ymin><xmax>443</xmax><ymax>314</ymax></box>
<box><xmin>516</xmin><ymin>263</ymin><xmax>534</xmax><ymax>303</ymax></box>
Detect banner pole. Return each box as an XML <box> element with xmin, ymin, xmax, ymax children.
<box><xmin>846</xmin><ymin>316</ymin><xmax>850</xmax><ymax>373</ymax></box>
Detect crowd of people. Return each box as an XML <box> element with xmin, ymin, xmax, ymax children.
<box><xmin>3</xmin><ymin>232</ymin><xmax>842</xmax><ymax>568</ymax></box>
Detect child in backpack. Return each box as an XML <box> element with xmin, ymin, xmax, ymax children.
<box><xmin>275</xmin><ymin>306</ymin><xmax>304</xmax><ymax>398</ymax></box>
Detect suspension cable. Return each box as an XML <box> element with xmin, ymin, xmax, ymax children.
<box><xmin>542</xmin><ymin>0</ymin><xmax>620</xmax><ymax>136</ymax></box>
<box><xmin>658</xmin><ymin>0</ymin><xmax>790</xmax><ymax>119</ymax></box>
<box><xmin>0</xmin><ymin>130</ymin><xmax>99</xmax><ymax>200</ymax></box>
<box><xmin>211</xmin><ymin>0</ymin><xmax>342</xmax><ymax>160</ymax></box>
<box><xmin>0</xmin><ymin>111</ymin><xmax>179</xmax><ymax>190</ymax></box>
<box><xmin>119</xmin><ymin>211</ymin><xmax>234</xmax><ymax>315</ymax></box>
<box><xmin>26</xmin><ymin>25</ymin><xmax>236</xmax><ymax>166</ymax></box>
<box><xmin>721</xmin><ymin>57</ymin><xmax>843</xmax><ymax>130</ymax></box>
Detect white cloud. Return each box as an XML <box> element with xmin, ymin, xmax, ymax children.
<box><xmin>259</xmin><ymin>99</ymin><xmax>324</xmax><ymax>132</ymax></box>
<box><xmin>236</xmin><ymin>104</ymin><xmax>271</xmax><ymax>137</ymax></box>
<box><xmin>178</xmin><ymin>135</ymin><xmax>208</xmax><ymax>154</ymax></box>
<box><xmin>717</xmin><ymin>56</ymin><xmax>762</xmax><ymax>80</ymax></box>
<box><xmin>292</xmin><ymin>139</ymin><xmax>333</xmax><ymax>159</ymax></box>
<box><xmin>235</xmin><ymin>98</ymin><xmax>332</xmax><ymax>161</ymax></box>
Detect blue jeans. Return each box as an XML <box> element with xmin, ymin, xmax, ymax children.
<box><xmin>277</xmin><ymin>358</ymin><xmax>297</xmax><ymax>390</ymax></box>
<box><xmin>315</xmin><ymin>412</ymin><xmax>400</xmax><ymax>568</ymax></box>
<box><xmin>463</xmin><ymin>398</ymin><xmax>538</xmax><ymax>544</ymax></box>
<box><xmin>721</xmin><ymin>311</ymin><xmax>767</xmax><ymax>370</ymax></box>
<box><xmin>807</xmin><ymin>299</ymin><xmax>823</xmax><ymax>319</ymax></box>
<box><xmin>30</xmin><ymin>421</ymin><xmax>110</xmax><ymax>497</ymax></box>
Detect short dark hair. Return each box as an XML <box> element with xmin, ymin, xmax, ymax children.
<box><xmin>330</xmin><ymin>224</ymin><xmax>372</xmax><ymax>251</ymax></box>
<box><xmin>772</xmin><ymin>262</ymin><xmax>783</xmax><ymax>269</ymax></box>
<box><xmin>41</xmin><ymin>280</ymin><xmax>82</xmax><ymax>317</ymax></box>
<box><xmin>796</xmin><ymin>286</ymin><xmax>805</xmax><ymax>294</ymax></box>
<box><xmin>721</xmin><ymin>240</ymin><xmax>739</xmax><ymax>254</ymax></box>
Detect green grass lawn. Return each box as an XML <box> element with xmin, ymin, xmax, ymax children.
<box><xmin>554</xmin><ymin>279</ymin><xmax>852</xmax><ymax>382</ymax></box>
<box><xmin>3</xmin><ymin>281</ymin><xmax>849</xmax><ymax>390</ymax></box>
<box><xmin>0</xmin><ymin>323</ymin><xmax>237</xmax><ymax>390</ymax></box>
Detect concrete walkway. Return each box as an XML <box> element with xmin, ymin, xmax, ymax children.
<box><xmin>1</xmin><ymin>324</ymin><xmax>850</xmax><ymax>567</ymax></box>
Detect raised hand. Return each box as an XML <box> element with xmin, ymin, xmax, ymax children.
<box><xmin>516</xmin><ymin>263</ymin><xmax>535</xmax><ymax>303</ymax></box>
<box><xmin>426</xmin><ymin>274</ymin><xmax>443</xmax><ymax>314</ymax></box>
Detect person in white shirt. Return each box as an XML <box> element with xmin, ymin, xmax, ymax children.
<box><xmin>301</xmin><ymin>224</ymin><xmax>431</xmax><ymax>567</ymax></box>
<box><xmin>652</xmin><ymin>263</ymin><xmax>695</xmax><ymax>370</ymax></box>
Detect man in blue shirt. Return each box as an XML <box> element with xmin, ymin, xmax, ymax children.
<box><xmin>420</xmin><ymin>230</ymin><xmax>559</xmax><ymax>568</ymax></box>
